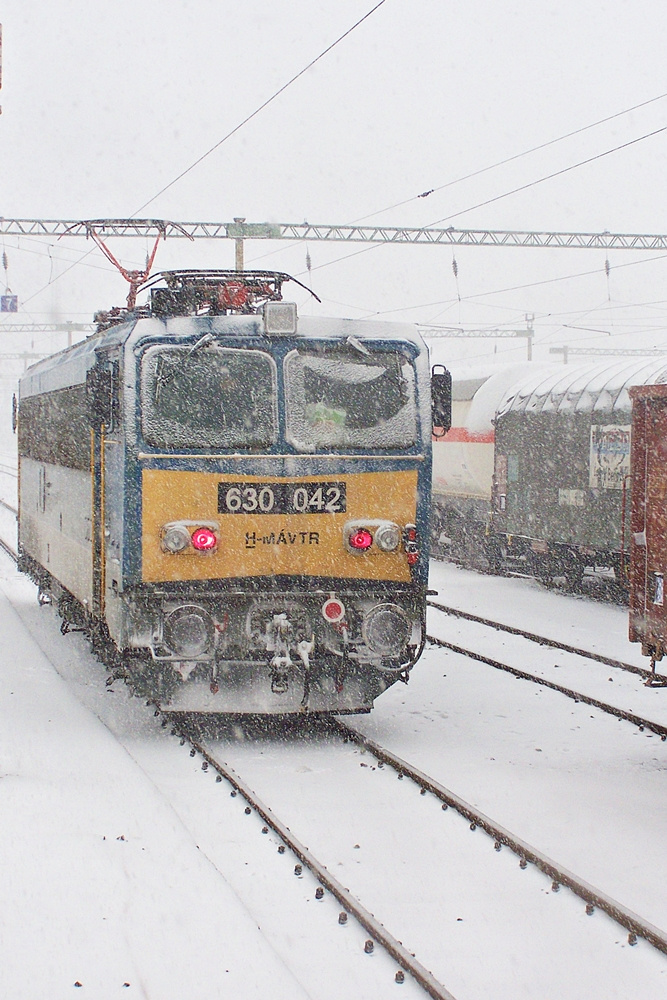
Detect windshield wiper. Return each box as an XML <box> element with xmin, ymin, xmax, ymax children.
<box><xmin>154</xmin><ymin>333</ymin><xmax>215</xmax><ymax>402</ymax></box>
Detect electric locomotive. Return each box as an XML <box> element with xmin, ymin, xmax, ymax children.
<box><xmin>17</xmin><ymin>271</ymin><xmax>450</xmax><ymax>714</ymax></box>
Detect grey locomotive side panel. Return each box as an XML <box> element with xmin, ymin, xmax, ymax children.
<box><xmin>19</xmin><ymin>457</ymin><xmax>93</xmax><ymax>605</ymax></box>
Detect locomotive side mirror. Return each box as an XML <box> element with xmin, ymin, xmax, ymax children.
<box><xmin>431</xmin><ymin>364</ymin><xmax>452</xmax><ymax>437</ymax></box>
<box><xmin>87</xmin><ymin>362</ymin><xmax>118</xmax><ymax>430</ymax></box>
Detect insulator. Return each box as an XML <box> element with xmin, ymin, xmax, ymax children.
<box><xmin>605</xmin><ymin>258</ymin><xmax>611</xmax><ymax>277</ymax></box>
<box><xmin>315</xmin><ymin>887</ymin><xmax>324</xmax><ymax>899</ymax></box>
<box><xmin>452</xmin><ymin>256</ymin><xmax>458</xmax><ymax>278</ymax></box>
<box><xmin>305</xmin><ymin>250</ymin><xmax>312</xmax><ymax>272</ymax></box>
<box><xmin>2</xmin><ymin>251</ymin><xmax>7</xmax><ymax>271</ymax></box>
<box><xmin>364</xmin><ymin>940</ymin><xmax>374</xmax><ymax>954</ymax></box>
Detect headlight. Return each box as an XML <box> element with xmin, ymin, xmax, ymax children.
<box><xmin>362</xmin><ymin>604</ymin><xmax>412</xmax><ymax>656</ymax></box>
<box><xmin>163</xmin><ymin>605</ymin><xmax>215</xmax><ymax>658</ymax></box>
<box><xmin>374</xmin><ymin>523</ymin><xmax>400</xmax><ymax>551</ymax></box>
<box><xmin>161</xmin><ymin>523</ymin><xmax>191</xmax><ymax>553</ymax></box>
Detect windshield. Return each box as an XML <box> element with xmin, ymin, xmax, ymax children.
<box><xmin>284</xmin><ymin>346</ymin><xmax>417</xmax><ymax>451</ymax></box>
<box><xmin>140</xmin><ymin>345</ymin><xmax>277</xmax><ymax>449</ymax></box>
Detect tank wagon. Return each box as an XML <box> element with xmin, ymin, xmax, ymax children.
<box><xmin>17</xmin><ymin>270</ymin><xmax>451</xmax><ymax>714</ymax></box>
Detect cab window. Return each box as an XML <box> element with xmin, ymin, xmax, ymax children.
<box><xmin>140</xmin><ymin>346</ymin><xmax>277</xmax><ymax>449</ymax></box>
<box><xmin>284</xmin><ymin>346</ymin><xmax>417</xmax><ymax>452</ymax></box>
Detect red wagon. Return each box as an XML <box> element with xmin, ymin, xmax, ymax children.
<box><xmin>628</xmin><ymin>383</ymin><xmax>667</xmax><ymax>682</ymax></box>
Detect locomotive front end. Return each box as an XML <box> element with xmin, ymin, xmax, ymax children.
<box><xmin>116</xmin><ymin>273</ymin><xmax>436</xmax><ymax>714</ymax></box>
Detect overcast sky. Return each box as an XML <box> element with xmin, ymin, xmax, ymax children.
<box><xmin>1</xmin><ymin>0</ymin><xmax>667</xmax><ymax>364</ymax></box>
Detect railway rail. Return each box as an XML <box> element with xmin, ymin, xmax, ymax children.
<box><xmin>176</xmin><ymin>713</ymin><xmax>457</xmax><ymax>1000</ymax></box>
<box><xmin>0</xmin><ymin>500</ymin><xmax>18</xmax><ymax>562</ymax></box>
<box><xmin>1</xmin><ymin>529</ymin><xmax>667</xmax><ymax>992</ymax></box>
<box><xmin>428</xmin><ymin>599</ymin><xmax>661</xmax><ymax>682</ymax></box>
<box><xmin>427</xmin><ymin>604</ymin><xmax>667</xmax><ymax>739</ymax></box>
<box><xmin>332</xmin><ymin>720</ymin><xmax>667</xmax><ymax>956</ymax></box>
<box><xmin>169</xmin><ymin>710</ymin><xmax>667</xmax><ymax>970</ymax></box>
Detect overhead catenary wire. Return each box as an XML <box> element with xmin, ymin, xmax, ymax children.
<box><xmin>425</xmin><ymin>126</ymin><xmax>667</xmax><ymax>228</ymax></box>
<box><xmin>248</xmin><ymin>90</ymin><xmax>667</xmax><ymax>268</ymax></box>
<box><xmin>268</xmin><ymin>124</ymin><xmax>667</xmax><ymax>294</ymax></box>
<box><xmin>349</xmin><ymin>90</ymin><xmax>667</xmax><ymax>224</ymax></box>
<box><xmin>18</xmin><ymin>1</ymin><xmax>389</xmax><ymax>309</ymax></box>
<box><xmin>130</xmin><ymin>0</ymin><xmax>388</xmax><ymax>217</ymax></box>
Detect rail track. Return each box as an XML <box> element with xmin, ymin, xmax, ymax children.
<box><xmin>168</xmin><ymin>709</ymin><xmax>667</xmax><ymax>978</ymax></box>
<box><xmin>427</xmin><ymin>602</ymin><xmax>667</xmax><ymax>740</ymax></box>
<box><xmin>175</xmin><ymin>713</ymin><xmax>458</xmax><ymax>1000</ymax></box>
<box><xmin>2</xmin><ymin>527</ymin><xmax>667</xmax><ymax>992</ymax></box>
<box><xmin>428</xmin><ymin>598</ymin><xmax>661</xmax><ymax>682</ymax></box>
<box><xmin>0</xmin><ymin>500</ymin><xmax>18</xmax><ymax>562</ymax></box>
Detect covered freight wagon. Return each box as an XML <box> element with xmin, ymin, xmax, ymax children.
<box><xmin>490</xmin><ymin>357</ymin><xmax>667</xmax><ymax>584</ymax></box>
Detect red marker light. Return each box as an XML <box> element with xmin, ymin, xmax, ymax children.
<box><xmin>349</xmin><ymin>529</ymin><xmax>373</xmax><ymax>550</ymax></box>
<box><xmin>191</xmin><ymin>527</ymin><xmax>217</xmax><ymax>551</ymax></box>
<box><xmin>322</xmin><ymin>597</ymin><xmax>346</xmax><ymax>623</ymax></box>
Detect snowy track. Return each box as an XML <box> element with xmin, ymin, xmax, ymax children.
<box><xmin>427</xmin><ymin>588</ymin><xmax>667</xmax><ymax>739</ymax></box>
<box><xmin>2</xmin><ymin>528</ymin><xmax>667</xmax><ymax>997</ymax></box>
<box><xmin>176</xmin><ymin>713</ymin><xmax>456</xmax><ymax>1000</ymax></box>
<box><xmin>428</xmin><ymin>598</ymin><xmax>658</xmax><ymax>681</ymax></box>
<box><xmin>181</xmin><ymin>711</ymin><xmax>667</xmax><ymax>1000</ymax></box>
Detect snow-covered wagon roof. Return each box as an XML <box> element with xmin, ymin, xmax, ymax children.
<box><xmin>496</xmin><ymin>356</ymin><xmax>667</xmax><ymax>417</ymax></box>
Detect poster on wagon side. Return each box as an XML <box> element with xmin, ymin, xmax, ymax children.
<box><xmin>589</xmin><ymin>424</ymin><xmax>631</xmax><ymax>490</ymax></box>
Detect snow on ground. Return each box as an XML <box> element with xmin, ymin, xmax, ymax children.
<box><xmin>352</xmin><ymin>563</ymin><xmax>667</xmax><ymax>931</ymax></box>
<box><xmin>1</xmin><ymin>478</ymin><xmax>667</xmax><ymax>1000</ymax></box>
<box><xmin>0</xmin><ymin>563</ymin><xmax>426</xmax><ymax>1000</ymax></box>
<box><xmin>0</xmin><ymin>574</ymin><xmax>330</xmax><ymax>999</ymax></box>
<box><xmin>427</xmin><ymin>559</ymin><xmax>646</xmax><ymax>668</ymax></box>
<box><xmin>210</xmin><ymin>718</ymin><xmax>667</xmax><ymax>1000</ymax></box>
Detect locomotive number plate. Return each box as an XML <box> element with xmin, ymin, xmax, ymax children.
<box><xmin>218</xmin><ymin>481</ymin><xmax>346</xmax><ymax>515</ymax></box>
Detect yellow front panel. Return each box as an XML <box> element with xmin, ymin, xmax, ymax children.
<box><xmin>142</xmin><ymin>469</ymin><xmax>417</xmax><ymax>583</ymax></box>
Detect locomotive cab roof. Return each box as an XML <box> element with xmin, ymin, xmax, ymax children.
<box><xmin>19</xmin><ymin>270</ymin><xmax>427</xmax><ymax>398</ymax></box>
